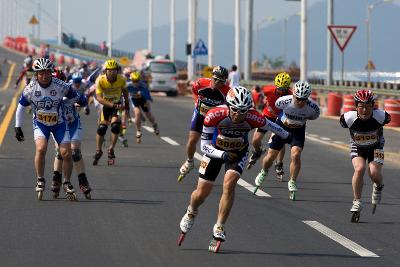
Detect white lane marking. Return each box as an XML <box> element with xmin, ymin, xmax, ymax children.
<box><xmin>308</xmin><ymin>134</ymin><xmax>319</xmax><ymax>138</ymax></box>
<box><xmin>306</xmin><ymin>135</ymin><xmax>345</xmax><ymax>149</ymax></box>
<box><xmin>333</xmin><ymin>141</ymin><xmax>345</xmax><ymax>144</ymax></box>
<box><xmin>320</xmin><ymin>137</ymin><xmax>331</xmax><ymax>141</ymax></box>
<box><xmin>161</xmin><ymin>137</ymin><xmax>179</xmax><ymax>146</ymax></box>
<box><xmin>142</xmin><ymin>125</ymin><xmax>154</xmax><ymax>133</ymax></box>
<box><xmin>303</xmin><ymin>221</ymin><xmax>379</xmax><ymax>258</ymax></box>
<box><xmin>194</xmin><ymin>152</ymin><xmax>270</xmax><ymax>197</ymax></box>
<box><xmin>237</xmin><ymin>178</ymin><xmax>271</xmax><ymax>197</ymax></box>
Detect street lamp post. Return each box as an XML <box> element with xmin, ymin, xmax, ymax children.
<box><xmin>366</xmin><ymin>0</ymin><xmax>393</xmax><ymax>88</ymax></box>
<box><xmin>256</xmin><ymin>17</ymin><xmax>275</xmax><ymax>65</ymax></box>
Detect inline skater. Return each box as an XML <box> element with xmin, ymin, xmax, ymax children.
<box><xmin>15</xmin><ymin>56</ymin><xmax>35</xmax><ymax>89</ymax></box>
<box><xmin>247</xmin><ymin>72</ymin><xmax>292</xmax><ymax>183</ymax></box>
<box><xmin>178</xmin><ymin>66</ymin><xmax>230</xmax><ymax>182</ymax></box>
<box><xmin>253</xmin><ymin>80</ymin><xmax>320</xmax><ymax>200</ymax></box>
<box><xmin>93</xmin><ymin>59</ymin><xmax>129</xmax><ymax>166</ymax></box>
<box><xmin>14</xmin><ymin>58</ymin><xmax>87</xmax><ymax>201</ymax></box>
<box><xmin>126</xmin><ymin>71</ymin><xmax>159</xmax><ymax>144</ymax></box>
<box><xmin>177</xmin><ymin>86</ymin><xmax>290</xmax><ymax>253</ymax></box>
<box><xmin>340</xmin><ymin>89</ymin><xmax>391</xmax><ymax>223</ymax></box>
<box><xmin>52</xmin><ymin>71</ymin><xmax>92</xmax><ymax>199</ymax></box>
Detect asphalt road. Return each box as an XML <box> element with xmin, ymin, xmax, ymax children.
<box><xmin>0</xmin><ymin>47</ymin><xmax>399</xmax><ymax>267</ymax></box>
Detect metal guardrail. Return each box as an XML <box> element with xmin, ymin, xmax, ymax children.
<box><xmin>240</xmin><ymin>80</ymin><xmax>400</xmax><ymax>97</ymax></box>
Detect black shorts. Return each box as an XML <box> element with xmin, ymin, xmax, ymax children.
<box><xmin>190</xmin><ymin>108</ymin><xmax>205</xmax><ymax>133</ymax></box>
<box><xmin>350</xmin><ymin>144</ymin><xmax>384</xmax><ymax>164</ymax></box>
<box><xmin>255</xmin><ymin>116</ymin><xmax>276</xmax><ymax>134</ymax></box>
<box><xmin>198</xmin><ymin>147</ymin><xmax>249</xmax><ymax>182</ymax></box>
<box><xmin>269</xmin><ymin>120</ymin><xmax>305</xmax><ymax>150</ymax></box>
<box><xmin>131</xmin><ymin>97</ymin><xmax>150</xmax><ymax>112</ymax></box>
<box><xmin>101</xmin><ymin>106</ymin><xmax>119</xmax><ymax>122</ymax></box>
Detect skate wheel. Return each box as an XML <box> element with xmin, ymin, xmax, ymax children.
<box><xmin>276</xmin><ymin>175</ymin><xmax>284</xmax><ymax>182</ymax></box>
<box><xmin>37</xmin><ymin>191</ymin><xmax>43</xmax><ymax>201</ymax></box>
<box><xmin>289</xmin><ymin>191</ymin><xmax>296</xmax><ymax>201</ymax></box>
<box><xmin>85</xmin><ymin>192</ymin><xmax>92</xmax><ymax>200</ymax></box>
<box><xmin>177</xmin><ymin>174</ymin><xmax>185</xmax><ymax>183</ymax></box>
<box><xmin>372</xmin><ymin>204</ymin><xmax>377</xmax><ymax>214</ymax></box>
<box><xmin>93</xmin><ymin>160</ymin><xmax>98</xmax><ymax>166</ymax></box>
<box><xmin>67</xmin><ymin>193</ymin><xmax>78</xmax><ymax>201</ymax></box>
<box><xmin>136</xmin><ymin>138</ymin><xmax>141</xmax><ymax>144</ymax></box>
<box><xmin>351</xmin><ymin>211</ymin><xmax>360</xmax><ymax>223</ymax></box>
<box><xmin>177</xmin><ymin>233</ymin><xmax>185</xmax><ymax>246</ymax></box>
<box><xmin>208</xmin><ymin>240</ymin><xmax>221</xmax><ymax>253</ymax></box>
<box><xmin>253</xmin><ymin>186</ymin><xmax>259</xmax><ymax>195</ymax></box>
<box><xmin>107</xmin><ymin>159</ymin><xmax>115</xmax><ymax>165</ymax></box>
<box><xmin>52</xmin><ymin>191</ymin><xmax>59</xmax><ymax>199</ymax></box>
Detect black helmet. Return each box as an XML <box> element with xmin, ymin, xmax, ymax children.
<box><xmin>212</xmin><ymin>66</ymin><xmax>228</xmax><ymax>82</ymax></box>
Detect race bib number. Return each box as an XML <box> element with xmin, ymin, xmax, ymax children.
<box><xmin>199</xmin><ymin>103</ymin><xmax>212</xmax><ymax>116</ymax></box>
<box><xmin>353</xmin><ymin>133</ymin><xmax>378</xmax><ymax>146</ymax></box>
<box><xmin>216</xmin><ymin>135</ymin><xmax>244</xmax><ymax>151</ymax></box>
<box><xmin>373</xmin><ymin>148</ymin><xmax>384</xmax><ymax>165</ymax></box>
<box><xmin>199</xmin><ymin>155</ymin><xmax>211</xmax><ymax>175</ymax></box>
<box><xmin>37</xmin><ymin>110</ymin><xmax>58</xmax><ymax>126</ymax></box>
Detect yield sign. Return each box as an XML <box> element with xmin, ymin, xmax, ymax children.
<box><xmin>328</xmin><ymin>25</ymin><xmax>357</xmax><ymax>52</ymax></box>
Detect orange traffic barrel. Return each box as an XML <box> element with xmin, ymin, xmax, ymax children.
<box><xmin>326</xmin><ymin>92</ymin><xmax>342</xmax><ymax>116</ymax></box>
<box><xmin>310</xmin><ymin>91</ymin><xmax>318</xmax><ymax>102</ymax></box>
<box><xmin>57</xmin><ymin>54</ymin><xmax>65</xmax><ymax>65</ymax></box>
<box><xmin>68</xmin><ymin>57</ymin><xmax>75</xmax><ymax>65</ymax></box>
<box><xmin>385</xmin><ymin>99</ymin><xmax>400</xmax><ymax>127</ymax></box>
<box><xmin>342</xmin><ymin>94</ymin><xmax>355</xmax><ymax>113</ymax></box>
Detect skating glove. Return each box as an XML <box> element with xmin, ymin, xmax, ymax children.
<box><xmin>14</xmin><ymin>127</ymin><xmax>24</xmax><ymax>141</ymax></box>
<box><xmin>223</xmin><ymin>152</ymin><xmax>238</xmax><ymax>162</ymax></box>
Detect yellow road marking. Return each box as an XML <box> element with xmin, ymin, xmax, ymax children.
<box><xmin>1</xmin><ymin>62</ymin><xmax>16</xmax><ymax>91</ymax></box>
<box><xmin>0</xmin><ymin>83</ymin><xmax>24</xmax><ymax>147</ymax></box>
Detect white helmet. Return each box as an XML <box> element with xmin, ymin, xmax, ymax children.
<box><xmin>294</xmin><ymin>80</ymin><xmax>311</xmax><ymax>99</ymax></box>
<box><xmin>32</xmin><ymin>58</ymin><xmax>54</xmax><ymax>72</ymax></box>
<box><xmin>226</xmin><ymin>86</ymin><xmax>253</xmax><ymax>111</ymax></box>
<box><xmin>24</xmin><ymin>56</ymin><xmax>33</xmax><ymax>65</ymax></box>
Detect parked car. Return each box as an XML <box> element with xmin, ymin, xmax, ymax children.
<box><xmin>142</xmin><ymin>59</ymin><xmax>178</xmax><ymax>97</ymax></box>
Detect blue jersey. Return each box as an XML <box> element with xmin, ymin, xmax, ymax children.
<box><xmin>19</xmin><ymin>77</ymin><xmax>86</xmax><ymax>126</ymax></box>
<box><xmin>126</xmin><ymin>80</ymin><xmax>152</xmax><ymax>101</ymax></box>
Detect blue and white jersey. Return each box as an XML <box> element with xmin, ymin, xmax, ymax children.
<box><xmin>126</xmin><ymin>80</ymin><xmax>152</xmax><ymax>101</ymax></box>
<box><xmin>63</xmin><ymin>81</ymin><xmax>88</xmax><ymax>123</ymax></box>
<box><xmin>18</xmin><ymin>77</ymin><xmax>84</xmax><ymax>126</ymax></box>
<box><xmin>275</xmin><ymin>95</ymin><xmax>320</xmax><ymax>128</ymax></box>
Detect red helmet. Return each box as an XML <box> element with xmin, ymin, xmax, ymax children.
<box><xmin>52</xmin><ymin>67</ymin><xmax>67</xmax><ymax>81</ymax></box>
<box><xmin>354</xmin><ymin>89</ymin><xmax>376</xmax><ymax>104</ymax></box>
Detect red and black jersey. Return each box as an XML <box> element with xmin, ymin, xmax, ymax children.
<box><xmin>16</xmin><ymin>67</ymin><xmax>35</xmax><ymax>86</ymax></box>
<box><xmin>192</xmin><ymin>78</ymin><xmax>230</xmax><ymax>117</ymax></box>
<box><xmin>261</xmin><ymin>85</ymin><xmax>292</xmax><ymax>119</ymax></box>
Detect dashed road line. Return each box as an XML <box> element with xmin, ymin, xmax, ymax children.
<box><xmin>320</xmin><ymin>137</ymin><xmax>331</xmax><ymax>141</ymax></box>
<box><xmin>303</xmin><ymin>220</ymin><xmax>379</xmax><ymax>258</ymax></box>
<box><xmin>160</xmin><ymin>136</ymin><xmax>179</xmax><ymax>146</ymax></box>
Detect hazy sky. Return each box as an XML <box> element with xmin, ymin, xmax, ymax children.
<box><xmin>2</xmin><ymin>0</ymin><xmax>325</xmax><ymax>42</ymax></box>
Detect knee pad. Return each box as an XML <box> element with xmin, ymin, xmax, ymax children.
<box><xmin>72</xmin><ymin>148</ymin><xmax>82</xmax><ymax>162</ymax></box>
<box><xmin>110</xmin><ymin>122</ymin><xmax>121</xmax><ymax>134</ymax></box>
<box><xmin>55</xmin><ymin>147</ymin><xmax>63</xmax><ymax>160</ymax></box>
<box><xmin>97</xmin><ymin>124</ymin><xmax>108</xmax><ymax>136</ymax></box>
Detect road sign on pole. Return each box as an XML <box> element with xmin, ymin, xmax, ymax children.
<box><xmin>327</xmin><ymin>25</ymin><xmax>357</xmax><ymax>52</ymax></box>
<box><xmin>192</xmin><ymin>39</ymin><xmax>208</xmax><ymax>57</ymax></box>
<box><xmin>29</xmin><ymin>15</ymin><xmax>39</xmax><ymax>25</ymax></box>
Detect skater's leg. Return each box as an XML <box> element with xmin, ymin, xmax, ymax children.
<box><xmin>351</xmin><ymin>157</ymin><xmax>366</xmax><ymax>200</ymax></box>
<box><xmin>216</xmin><ymin>170</ymin><xmax>240</xmax><ymax>225</ymax></box>
<box><xmin>71</xmin><ymin>142</ymin><xmax>85</xmax><ymax>174</ymax></box>
<box><xmin>134</xmin><ymin>107</ymin><xmax>142</xmax><ymax>132</ymax></box>
<box><xmin>276</xmin><ymin>145</ymin><xmax>285</xmax><ymax>164</ymax></box>
<box><xmin>59</xmin><ymin>143</ymin><xmax>73</xmax><ymax>182</ymax></box>
<box><xmin>288</xmin><ymin>146</ymin><xmax>302</xmax><ymax>182</ymax></box>
<box><xmin>368</xmin><ymin>161</ymin><xmax>383</xmax><ymax>187</ymax></box>
<box><xmin>261</xmin><ymin>148</ymin><xmax>279</xmax><ymax>171</ymax></box>
<box><xmin>190</xmin><ymin>179</ymin><xmax>214</xmax><ymax>210</ymax></box>
<box><xmin>53</xmin><ymin>144</ymin><xmax>63</xmax><ymax>174</ymax></box>
<box><xmin>251</xmin><ymin>130</ymin><xmax>265</xmax><ymax>152</ymax></box>
<box><xmin>109</xmin><ymin>117</ymin><xmax>121</xmax><ymax>150</ymax></box>
<box><xmin>34</xmin><ymin>138</ymin><xmax>48</xmax><ymax>178</ymax></box>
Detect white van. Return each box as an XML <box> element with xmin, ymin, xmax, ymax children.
<box><xmin>143</xmin><ymin>59</ymin><xmax>178</xmax><ymax>97</ymax></box>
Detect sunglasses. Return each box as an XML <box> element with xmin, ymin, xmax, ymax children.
<box><xmin>295</xmin><ymin>97</ymin><xmax>308</xmax><ymax>102</ymax></box>
<box><xmin>213</xmin><ymin>77</ymin><xmax>226</xmax><ymax>83</ymax></box>
<box><xmin>230</xmin><ymin>106</ymin><xmax>248</xmax><ymax>114</ymax></box>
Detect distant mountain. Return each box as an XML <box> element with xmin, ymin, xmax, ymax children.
<box><xmin>115</xmin><ymin>0</ymin><xmax>400</xmax><ymax>72</ymax></box>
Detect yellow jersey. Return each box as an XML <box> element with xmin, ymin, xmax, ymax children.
<box><xmin>95</xmin><ymin>74</ymin><xmax>126</xmax><ymax>103</ymax></box>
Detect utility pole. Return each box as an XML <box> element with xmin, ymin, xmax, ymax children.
<box><xmin>107</xmin><ymin>0</ymin><xmax>112</xmax><ymax>57</ymax></box>
<box><xmin>37</xmin><ymin>0</ymin><xmax>41</xmax><ymax>39</ymax></box>
<box><xmin>300</xmin><ymin>0</ymin><xmax>307</xmax><ymax>81</ymax></box>
<box><xmin>208</xmin><ymin>0</ymin><xmax>214</xmax><ymax>66</ymax></box>
<box><xmin>57</xmin><ymin>0</ymin><xmax>62</xmax><ymax>46</ymax></box>
<box><xmin>170</xmin><ymin>0</ymin><xmax>175</xmax><ymax>61</ymax></box>
<box><xmin>326</xmin><ymin>0</ymin><xmax>333</xmax><ymax>85</ymax></box>
<box><xmin>148</xmin><ymin>0</ymin><xmax>153</xmax><ymax>52</ymax></box>
<box><xmin>244</xmin><ymin>0</ymin><xmax>253</xmax><ymax>81</ymax></box>
<box><xmin>234</xmin><ymin>0</ymin><xmax>240</xmax><ymax>69</ymax></box>
<box><xmin>187</xmin><ymin>0</ymin><xmax>197</xmax><ymax>81</ymax></box>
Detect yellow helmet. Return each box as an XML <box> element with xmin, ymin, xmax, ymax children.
<box><xmin>130</xmin><ymin>71</ymin><xmax>141</xmax><ymax>82</ymax></box>
<box><xmin>104</xmin><ymin>59</ymin><xmax>119</xmax><ymax>70</ymax></box>
<box><xmin>274</xmin><ymin>72</ymin><xmax>291</xmax><ymax>88</ymax></box>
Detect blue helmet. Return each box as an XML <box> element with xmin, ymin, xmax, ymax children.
<box><xmin>72</xmin><ymin>72</ymin><xmax>83</xmax><ymax>84</ymax></box>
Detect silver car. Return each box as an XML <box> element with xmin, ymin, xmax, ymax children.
<box><xmin>143</xmin><ymin>59</ymin><xmax>178</xmax><ymax>97</ymax></box>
